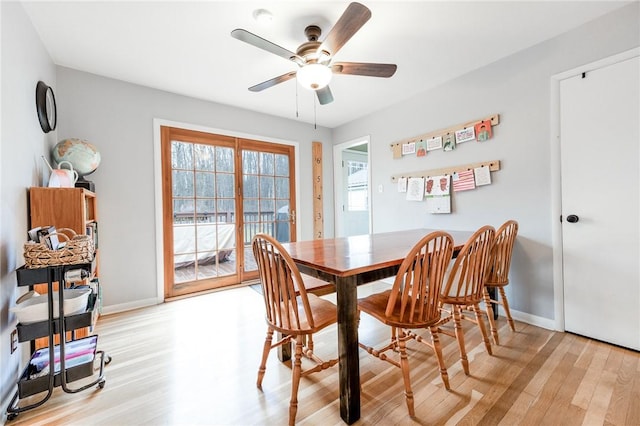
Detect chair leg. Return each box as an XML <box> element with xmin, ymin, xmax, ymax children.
<box><xmin>429</xmin><ymin>326</ymin><xmax>450</xmax><ymax>390</ymax></box>
<box><xmin>452</xmin><ymin>306</ymin><xmax>469</xmax><ymax>375</ymax></box>
<box><xmin>472</xmin><ymin>303</ymin><xmax>493</xmax><ymax>356</ymax></box>
<box><xmin>483</xmin><ymin>287</ymin><xmax>500</xmax><ymax>346</ymax></box>
<box><xmin>289</xmin><ymin>336</ymin><xmax>304</xmax><ymax>426</ymax></box>
<box><xmin>499</xmin><ymin>287</ymin><xmax>516</xmax><ymax>331</ymax></box>
<box><xmin>397</xmin><ymin>332</ymin><xmax>415</xmax><ymax>417</ymax></box>
<box><xmin>257</xmin><ymin>328</ymin><xmax>274</xmax><ymax>389</ymax></box>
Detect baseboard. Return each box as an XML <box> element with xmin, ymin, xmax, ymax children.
<box><xmin>100</xmin><ymin>297</ymin><xmax>161</xmax><ymax>316</ymax></box>
<box><xmin>508</xmin><ymin>308</ymin><xmax>556</xmax><ymax>330</ymax></box>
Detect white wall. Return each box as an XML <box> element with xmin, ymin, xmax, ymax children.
<box><xmin>55</xmin><ymin>68</ymin><xmax>333</xmax><ymax>311</ymax></box>
<box><xmin>332</xmin><ymin>3</ymin><xmax>640</xmax><ymax>323</ymax></box>
<box><xmin>0</xmin><ymin>1</ymin><xmax>57</xmax><ymax>413</ymax></box>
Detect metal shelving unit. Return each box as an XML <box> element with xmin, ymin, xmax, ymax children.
<box><xmin>6</xmin><ymin>261</ymin><xmax>109</xmax><ymax>421</ymax></box>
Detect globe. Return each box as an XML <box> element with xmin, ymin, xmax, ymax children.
<box><xmin>52</xmin><ymin>138</ymin><xmax>101</xmax><ymax>177</ymax></box>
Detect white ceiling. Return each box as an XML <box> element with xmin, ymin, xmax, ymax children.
<box><xmin>22</xmin><ymin>1</ymin><xmax>630</xmax><ymax>129</ymax></box>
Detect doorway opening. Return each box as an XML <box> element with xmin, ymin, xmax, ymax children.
<box><xmin>333</xmin><ymin>137</ymin><xmax>371</xmax><ymax>237</ymax></box>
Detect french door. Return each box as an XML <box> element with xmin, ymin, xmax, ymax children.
<box><xmin>161</xmin><ymin>126</ymin><xmax>296</xmax><ymax>299</ymax></box>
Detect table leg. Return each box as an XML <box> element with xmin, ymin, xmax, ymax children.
<box><xmin>336</xmin><ymin>275</ymin><xmax>360</xmax><ymax>424</ymax></box>
<box><xmin>488</xmin><ymin>287</ymin><xmax>499</xmax><ymax>320</ymax></box>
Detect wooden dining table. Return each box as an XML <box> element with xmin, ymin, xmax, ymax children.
<box><xmin>281</xmin><ymin>228</ymin><xmax>473</xmax><ymax>424</ymax></box>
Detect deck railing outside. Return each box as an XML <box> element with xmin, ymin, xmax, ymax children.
<box><xmin>173</xmin><ymin>210</ymin><xmax>289</xmax><ymax>244</ymax></box>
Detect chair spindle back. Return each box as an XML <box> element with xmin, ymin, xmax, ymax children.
<box><xmin>252</xmin><ymin>233</ymin><xmax>315</xmax><ymax>333</ymax></box>
<box><xmin>442</xmin><ymin>226</ymin><xmax>495</xmax><ymax>304</ymax></box>
<box><xmin>486</xmin><ymin>220</ymin><xmax>519</xmax><ymax>286</ymax></box>
<box><xmin>386</xmin><ymin>231</ymin><xmax>454</xmax><ymax>325</ymax></box>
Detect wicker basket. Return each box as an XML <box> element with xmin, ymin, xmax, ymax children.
<box><xmin>24</xmin><ymin>228</ymin><xmax>94</xmax><ymax>269</ymax></box>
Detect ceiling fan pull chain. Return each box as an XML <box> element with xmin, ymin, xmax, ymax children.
<box><xmin>314</xmin><ymin>94</ymin><xmax>317</xmax><ymax>130</ymax></box>
<box><xmin>295</xmin><ymin>82</ymin><xmax>299</xmax><ymax>118</ymax></box>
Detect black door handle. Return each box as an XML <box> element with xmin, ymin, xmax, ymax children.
<box><xmin>566</xmin><ymin>214</ymin><xmax>579</xmax><ymax>223</ymax></box>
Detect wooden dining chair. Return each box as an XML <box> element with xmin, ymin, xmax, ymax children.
<box><xmin>439</xmin><ymin>225</ymin><xmax>495</xmax><ymax>375</ymax></box>
<box><xmin>358</xmin><ymin>231</ymin><xmax>455</xmax><ymax>417</ymax></box>
<box><xmin>252</xmin><ymin>233</ymin><xmax>338</xmax><ymax>426</ymax></box>
<box><xmin>482</xmin><ymin>220</ymin><xmax>519</xmax><ymax>345</ymax></box>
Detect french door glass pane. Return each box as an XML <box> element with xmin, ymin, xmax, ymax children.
<box><xmin>172</xmin><ymin>141</ymin><xmax>237</xmax><ymax>285</ymax></box>
<box><xmin>241</xmin><ymin>150</ymin><xmax>292</xmax><ymax>274</ymax></box>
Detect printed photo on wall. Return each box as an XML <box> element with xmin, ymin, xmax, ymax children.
<box><xmin>443</xmin><ymin>133</ymin><xmax>456</xmax><ymax>151</ymax></box>
<box><xmin>455</xmin><ymin>127</ymin><xmax>475</xmax><ymax>143</ymax></box>
<box><xmin>416</xmin><ymin>140</ymin><xmax>427</xmax><ymax>157</ymax></box>
<box><xmin>475</xmin><ymin>120</ymin><xmax>493</xmax><ymax>141</ymax></box>
<box><xmin>426</xmin><ymin>136</ymin><xmax>443</xmax><ymax>151</ymax></box>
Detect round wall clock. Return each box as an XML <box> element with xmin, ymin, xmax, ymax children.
<box><xmin>35</xmin><ymin>81</ymin><xmax>57</xmax><ymax>133</ymax></box>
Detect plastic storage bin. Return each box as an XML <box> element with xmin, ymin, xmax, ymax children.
<box><xmin>10</xmin><ymin>288</ymin><xmax>91</xmax><ymax>324</ymax></box>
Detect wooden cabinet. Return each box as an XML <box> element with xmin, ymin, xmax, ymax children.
<box><xmin>27</xmin><ymin>187</ymin><xmax>100</xmax><ymax>348</ymax></box>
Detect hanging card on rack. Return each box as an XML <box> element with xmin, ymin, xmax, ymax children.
<box><xmin>455</xmin><ymin>127</ymin><xmax>475</xmax><ymax>143</ymax></box>
<box><xmin>416</xmin><ymin>140</ymin><xmax>427</xmax><ymax>157</ymax></box>
<box><xmin>406</xmin><ymin>177</ymin><xmax>425</xmax><ymax>201</ymax></box>
<box><xmin>425</xmin><ymin>175</ymin><xmax>451</xmax><ymax>213</ymax></box>
<box><xmin>426</xmin><ymin>136</ymin><xmax>443</xmax><ymax>151</ymax></box>
<box><xmin>475</xmin><ymin>120</ymin><xmax>493</xmax><ymax>141</ymax></box>
<box><xmin>452</xmin><ymin>169</ymin><xmax>476</xmax><ymax>192</ymax></box>
<box><xmin>474</xmin><ymin>165</ymin><xmax>492</xmax><ymax>186</ymax></box>
<box><xmin>402</xmin><ymin>142</ymin><xmax>416</xmax><ymax>156</ymax></box>
<box><xmin>443</xmin><ymin>133</ymin><xmax>456</xmax><ymax>151</ymax></box>
<box><xmin>397</xmin><ymin>177</ymin><xmax>408</xmax><ymax>192</ymax></box>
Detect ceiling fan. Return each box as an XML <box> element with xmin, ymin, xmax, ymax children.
<box><xmin>231</xmin><ymin>2</ymin><xmax>397</xmax><ymax>105</ymax></box>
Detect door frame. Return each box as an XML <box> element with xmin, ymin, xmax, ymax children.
<box><xmin>333</xmin><ymin>136</ymin><xmax>372</xmax><ymax>237</ymax></box>
<box><xmin>152</xmin><ymin>118</ymin><xmax>301</xmax><ymax>302</ymax></box>
<box><xmin>550</xmin><ymin>47</ymin><xmax>640</xmax><ymax>331</ymax></box>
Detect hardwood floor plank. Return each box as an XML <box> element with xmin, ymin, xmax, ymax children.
<box><xmin>582</xmin><ymin>370</ymin><xmax>617</xmax><ymax>425</ymax></box>
<box><xmin>6</xmin><ymin>285</ymin><xmax>640</xmax><ymax>426</ymax></box>
<box><xmin>571</xmin><ymin>342</ymin><xmax>612</xmax><ymax>410</ymax></box>
<box><xmin>476</xmin><ymin>329</ymin><xmax>564</xmax><ymax>425</ymax></box>
<box><xmin>604</xmin><ymin>350</ymin><xmax>638</xmax><ymax>425</ymax></box>
<box><xmin>627</xmin><ymin>362</ymin><xmax>640</xmax><ymax>426</ymax></box>
<box><xmin>539</xmin><ymin>353</ymin><xmax>586</xmax><ymax>426</ymax></box>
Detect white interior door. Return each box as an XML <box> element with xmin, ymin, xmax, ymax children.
<box><xmin>560</xmin><ymin>55</ymin><xmax>639</xmax><ymax>350</ymax></box>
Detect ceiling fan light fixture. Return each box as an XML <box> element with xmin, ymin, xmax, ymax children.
<box><xmin>297</xmin><ymin>63</ymin><xmax>332</xmax><ymax>91</ymax></box>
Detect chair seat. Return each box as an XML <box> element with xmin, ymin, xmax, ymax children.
<box><xmin>275</xmin><ymin>294</ymin><xmax>337</xmax><ymax>335</ymax></box>
<box><xmin>440</xmin><ymin>294</ymin><xmax>481</xmax><ymax>306</ymax></box>
<box><xmin>359</xmin><ymin>290</ymin><xmax>440</xmax><ymax>329</ymax></box>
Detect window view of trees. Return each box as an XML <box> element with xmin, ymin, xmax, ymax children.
<box><xmin>347</xmin><ymin>160</ymin><xmax>368</xmax><ymax>212</ymax></box>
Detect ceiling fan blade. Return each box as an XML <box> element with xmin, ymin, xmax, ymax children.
<box><xmin>332</xmin><ymin>62</ymin><xmax>397</xmax><ymax>78</ymax></box>
<box><xmin>316</xmin><ymin>86</ymin><xmax>334</xmax><ymax>105</ymax></box>
<box><xmin>231</xmin><ymin>29</ymin><xmax>297</xmax><ymax>62</ymax></box>
<box><xmin>249</xmin><ymin>71</ymin><xmax>297</xmax><ymax>92</ymax></box>
<box><xmin>320</xmin><ymin>2</ymin><xmax>371</xmax><ymax>57</ymax></box>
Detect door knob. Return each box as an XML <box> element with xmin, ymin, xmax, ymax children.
<box><xmin>566</xmin><ymin>214</ymin><xmax>579</xmax><ymax>223</ymax></box>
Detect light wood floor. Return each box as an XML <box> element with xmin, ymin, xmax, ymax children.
<box><xmin>7</xmin><ymin>283</ymin><xmax>639</xmax><ymax>425</ymax></box>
